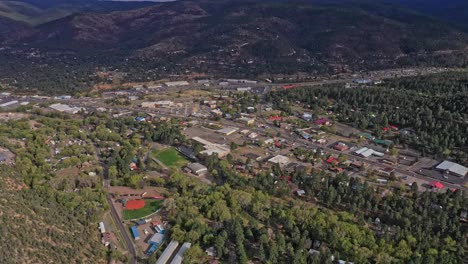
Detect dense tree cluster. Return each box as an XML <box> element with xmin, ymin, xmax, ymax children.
<box><xmin>153</xmin><ymin>154</ymin><xmax>467</xmax><ymax>264</ymax></box>
<box><xmin>0</xmin><ymin>115</ymin><xmax>107</xmax><ymax>263</ymax></box>
<box><xmin>267</xmin><ymin>72</ymin><xmax>468</xmax><ymax>162</ymax></box>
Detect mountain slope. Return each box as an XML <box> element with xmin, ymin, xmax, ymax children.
<box><xmin>0</xmin><ymin>0</ymin><xmax>159</xmax><ymax>25</ymax></box>
<box><xmin>383</xmin><ymin>0</ymin><xmax>468</xmax><ymax>28</ymax></box>
<box><xmin>16</xmin><ymin>0</ymin><xmax>468</xmax><ymax>73</ymax></box>
<box><xmin>0</xmin><ymin>16</ymin><xmax>34</xmax><ymax>42</ymax></box>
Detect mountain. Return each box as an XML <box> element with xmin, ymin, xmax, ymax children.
<box><xmin>0</xmin><ymin>16</ymin><xmax>34</xmax><ymax>42</ymax></box>
<box><xmin>0</xmin><ymin>0</ymin><xmax>159</xmax><ymax>25</ymax></box>
<box><xmin>382</xmin><ymin>0</ymin><xmax>468</xmax><ymax>28</ymax></box>
<box><xmin>10</xmin><ymin>0</ymin><xmax>466</xmax><ymax>74</ymax></box>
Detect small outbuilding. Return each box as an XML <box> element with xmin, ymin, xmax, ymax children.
<box><xmin>186</xmin><ymin>163</ymin><xmax>208</xmax><ymax>176</ymax></box>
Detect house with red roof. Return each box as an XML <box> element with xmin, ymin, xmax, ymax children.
<box><xmin>326</xmin><ymin>157</ymin><xmax>338</xmax><ymax>164</ymax></box>
<box><xmin>314</xmin><ymin>118</ymin><xmax>330</xmax><ymax>126</ymax></box>
<box><xmin>269</xmin><ymin>115</ymin><xmax>283</xmax><ymax>121</ymax></box>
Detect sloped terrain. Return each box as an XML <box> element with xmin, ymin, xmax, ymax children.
<box><xmin>0</xmin><ymin>172</ymin><xmax>106</xmax><ymax>264</ymax></box>
<box><xmin>13</xmin><ymin>0</ymin><xmax>468</xmax><ymax>72</ymax></box>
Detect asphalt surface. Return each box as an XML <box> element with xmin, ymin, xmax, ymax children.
<box><xmin>107</xmin><ymin>194</ymin><xmax>138</xmax><ymax>264</ymax></box>
<box><xmin>90</xmin><ymin>135</ymin><xmax>138</xmax><ymax>264</ymax></box>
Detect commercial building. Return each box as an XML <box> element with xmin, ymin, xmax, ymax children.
<box><xmin>353</xmin><ymin>147</ymin><xmax>384</xmax><ymax>158</ymax></box>
<box><xmin>149</xmin><ymin>232</ymin><xmax>165</xmax><ymax>245</ymax></box>
<box><xmin>165</xmin><ymin>81</ymin><xmax>189</xmax><ymax>87</ymax></box>
<box><xmin>156</xmin><ymin>240</ymin><xmax>180</xmax><ymax>264</ymax></box>
<box><xmin>216</xmin><ymin>126</ymin><xmax>239</xmax><ymax>136</ymax></box>
<box><xmin>192</xmin><ymin>137</ymin><xmax>230</xmax><ymax>158</ymax></box>
<box><xmin>239</xmin><ymin>117</ymin><xmax>255</xmax><ymax>125</ymax></box>
<box><xmin>435</xmin><ymin>161</ymin><xmax>468</xmax><ymax>178</ymax></box>
<box><xmin>141</xmin><ymin>101</ymin><xmax>174</xmax><ymax>108</ymax></box>
<box><xmin>131</xmin><ymin>226</ymin><xmax>140</xmax><ymax>240</ymax></box>
<box><xmin>268</xmin><ymin>155</ymin><xmax>291</xmax><ymax>167</ymax></box>
<box><xmin>49</xmin><ymin>103</ymin><xmax>83</xmax><ymax>114</ymax></box>
<box><xmin>186</xmin><ymin>163</ymin><xmax>208</xmax><ymax>176</ymax></box>
<box><xmin>170</xmin><ymin>242</ymin><xmax>192</xmax><ymax>264</ymax></box>
<box><xmin>0</xmin><ymin>100</ymin><xmax>18</xmax><ymax>108</ymax></box>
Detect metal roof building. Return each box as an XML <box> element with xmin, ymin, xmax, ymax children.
<box><xmin>268</xmin><ymin>155</ymin><xmax>291</xmax><ymax>167</ymax></box>
<box><xmin>191</xmin><ymin>137</ymin><xmax>231</xmax><ymax>158</ymax></box>
<box><xmin>130</xmin><ymin>226</ymin><xmax>140</xmax><ymax>240</ymax></box>
<box><xmin>0</xmin><ymin>100</ymin><xmax>18</xmax><ymax>108</ymax></box>
<box><xmin>353</xmin><ymin>147</ymin><xmax>384</xmax><ymax>158</ymax></box>
<box><xmin>165</xmin><ymin>81</ymin><xmax>189</xmax><ymax>87</ymax></box>
<box><xmin>436</xmin><ymin>161</ymin><xmax>468</xmax><ymax>177</ymax></box>
<box><xmin>186</xmin><ymin>163</ymin><xmax>208</xmax><ymax>175</ymax></box>
<box><xmin>156</xmin><ymin>240</ymin><xmax>180</xmax><ymax>264</ymax></box>
<box><xmin>170</xmin><ymin>242</ymin><xmax>192</xmax><ymax>264</ymax></box>
<box><xmin>49</xmin><ymin>103</ymin><xmax>83</xmax><ymax>114</ymax></box>
<box><xmin>216</xmin><ymin>126</ymin><xmax>239</xmax><ymax>136</ymax></box>
<box><xmin>149</xmin><ymin>233</ymin><xmax>165</xmax><ymax>245</ymax></box>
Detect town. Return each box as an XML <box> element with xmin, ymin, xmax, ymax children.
<box><xmin>0</xmin><ymin>72</ymin><xmax>466</xmax><ymax>264</ymax></box>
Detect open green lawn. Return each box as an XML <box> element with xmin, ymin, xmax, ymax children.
<box><xmin>123</xmin><ymin>200</ymin><xmax>163</xmax><ymax>220</ymax></box>
<box><xmin>153</xmin><ymin>148</ymin><xmax>188</xmax><ymax>168</ymax></box>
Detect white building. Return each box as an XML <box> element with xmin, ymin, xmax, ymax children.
<box><xmin>165</xmin><ymin>81</ymin><xmax>189</xmax><ymax>87</ymax></box>
<box><xmin>170</xmin><ymin>242</ymin><xmax>192</xmax><ymax>264</ymax></box>
<box><xmin>248</xmin><ymin>133</ymin><xmax>258</xmax><ymax>139</ymax></box>
<box><xmin>98</xmin><ymin>222</ymin><xmax>106</xmax><ymax>233</ymax></box>
<box><xmin>49</xmin><ymin>103</ymin><xmax>83</xmax><ymax>114</ymax></box>
<box><xmin>216</xmin><ymin>127</ymin><xmax>239</xmax><ymax>136</ymax></box>
<box><xmin>141</xmin><ymin>101</ymin><xmax>174</xmax><ymax>108</ymax></box>
<box><xmin>353</xmin><ymin>147</ymin><xmax>384</xmax><ymax>158</ymax></box>
<box><xmin>192</xmin><ymin>137</ymin><xmax>230</xmax><ymax>158</ymax></box>
<box><xmin>0</xmin><ymin>101</ymin><xmax>18</xmax><ymax>108</ymax></box>
<box><xmin>268</xmin><ymin>155</ymin><xmax>291</xmax><ymax>167</ymax></box>
<box><xmin>436</xmin><ymin>161</ymin><xmax>468</xmax><ymax>178</ymax></box>
<box><xmin>156</xmin><ymin>240</ymin><xmax>179</xmax><ymax>264</ymax></box>
<box><xmin>186</xmin><ymin>163</ymin><xmax>208</xmax><ymax>176</ymax></box>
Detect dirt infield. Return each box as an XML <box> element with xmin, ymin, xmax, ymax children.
<box><xmin>125</xmin><ymin>200</ymin><xmax>146</xmax><ymax>210</ymax></box>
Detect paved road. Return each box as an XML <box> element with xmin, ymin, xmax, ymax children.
<box><xmin>107</xmin><ymin>195</ymin><xmax>138</xmax><ymax>264</ymax></box>
<box><xmin>88</xmin><ymin>132</ymin><xmax>138</xmax><ymax>264</ymax></box>
<box><xmin>249</xmin><ymin>114</ymin><xmax>466</xmax><ymax>191</ymax></box>
<box><xmin>71</xmin><ymin>82</ymin><xmax>466</xmax><ymax>192</ymax></box>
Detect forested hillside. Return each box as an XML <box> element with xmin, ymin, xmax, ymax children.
<box><xmin>1</xmin><ymin>0</ymin><xmax>468</xmax><ymax>93</ymax></box>
<box><xmin>147</xmin><ymin>154</ymin><xmax>467</xmax><ymax>263</ymax></box>
<box><xmin>0</xmin><ymin>114</ymin><xmax>107</xmax><ymax>262</ymax></box>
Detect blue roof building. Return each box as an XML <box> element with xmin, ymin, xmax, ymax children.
<box><xmin>146</xmin><ymin>243</ymin><xmax>159</xmax><ymax>256</ymax></box>
<box><xmin>131</xmin><ymin>226</ymin><xmax>140</xmax><ymax>240</ymax></box>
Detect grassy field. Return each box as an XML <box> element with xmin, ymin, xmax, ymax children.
<box><xmin>123</xmin><ymin>200</ymin><xmax>163</xmax><ymax>220</ymax></box>
<box><xmin>153</xmin><ymin>148</ymin><xmax>188</xmax><ymax>168</ymax></box>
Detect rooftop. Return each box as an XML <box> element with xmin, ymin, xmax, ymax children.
<box><xmin>149</xmin><ymin>233</ymin><xmax>165</xmax><ymax>245</ymax></box>
<box><xmin>436</xmin><ymin>161</ymin><xmax>468</xmax><ymax>177</ymax></box>
<box><xmin>268</xmin><ymin>155</ymin><xmax>291</xmax><ymax>166</ymax></box>
<box><xmin>186</xmin><ymin>163</ymin><xmax>208</xmax><ymax>173</ymax></box>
